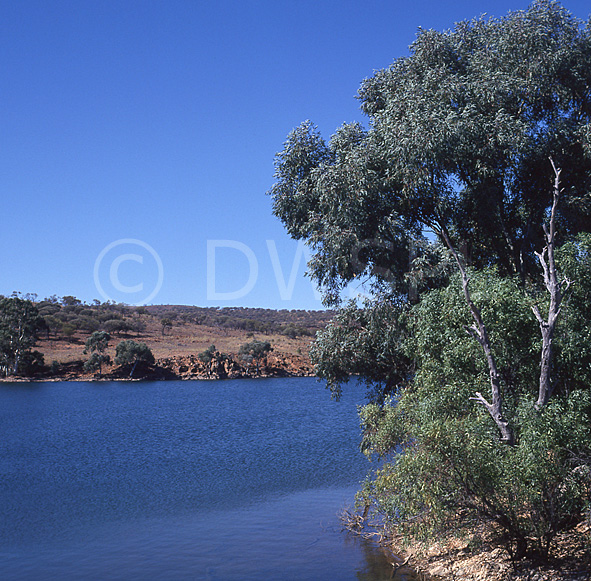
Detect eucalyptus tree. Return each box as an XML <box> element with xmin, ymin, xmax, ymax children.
<box><xmin>84</xmin><ymin>330</ymin><xmax>110</xmax><ymax>354</ymax></box>
<box><xmin>271</xmin><ymin>0</ymin><xmax>591</xmax><ymax>419</ymax></box>
<box><xmin>271</xmin><ymin>1</ymin><xmax>591</xmax><ymax>297</ymax></box>
<box><xmin>83</xmin><ymin>331</ymin><xmax>111</xmax><ymax>377</ymax></box>
<box><xmin>0</xmin><ymin>294</ymin><xmax>44</xmax><ymax>376</ymax></box>
<box><xmin>160</xmin><ymin>318</ymin><xmax>173</xmax><ymax>336</ymax></box>
<box><xmin>269</xmin><ymin>0</ymin><xmax>591</xmax><ymax>558</ymax></box>
<box><xmin>115</xmin><ymin>340</ymin><xmax>155</xmax><ymax>378</ymax></box>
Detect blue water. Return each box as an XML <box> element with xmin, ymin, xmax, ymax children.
<box><xmin>0</xmin><ymin>377</ymin><xmax>417</xmax><ymax>580</ymax></box>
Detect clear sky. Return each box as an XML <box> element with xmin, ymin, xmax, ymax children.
<box><xmin>2</xmin><ymin>0</ymin><xmax>589</xmax><ymax>310</ymax></box>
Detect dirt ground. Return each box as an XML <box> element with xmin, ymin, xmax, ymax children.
<box><xmin>37</xmin><ymin>315</ymin><xmax>315</xmax><ymax>366</ymax></box>
<box><xmin>383</xmin><ymin>520</ymin><xmax>591</xmax><ymax>580</ymax></box>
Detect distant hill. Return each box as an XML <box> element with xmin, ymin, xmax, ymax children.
<box><xmin>144</xmin><ymin>304</ymin><xmax>333</xmax><ymax>337</ymax></box>
<box><xmin>27</xmin><ymin>297</ymin><xmax>335</xmax><ymax>380</ymax></box>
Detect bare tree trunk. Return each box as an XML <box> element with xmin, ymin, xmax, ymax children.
<box><xmin>431</xmin><ymin>160</ymin><xmax>569</xmax><ymax>440</ymax></box>
<box><xmin>531</xmin><ymin>159</ymin><xmax>571</xmax><ymax>410</ymax></box>
<box><xmin>438</xmin><ymin>225</ymin><xmax>514</xmax><ymax>445</ymax></box>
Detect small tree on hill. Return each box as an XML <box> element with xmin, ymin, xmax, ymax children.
<box><xmin>239</xmin><ymin>340</ymin><xmax>272</xmax><ymax>372</ymax></box>
<box><xmin>84</xmin><ymin>352</ymin><xmax>111</xmax><ymax>376</ymax></box>
<box><xmin>83</xmin><ymin>331</ymin><xmax>111</xmax><ymax>377</ymax></box>
<box><xmin>61</xmin><ymin>295</ymin><xmax>81</xmax><ymax>307</ymax></box>
<box><xmin>60</xmin><ymin>323</ymin><xmax>76</xmax><ymax>341</ymax></box>
<box><xmin>115</xmin><ymin>340</ymin><xmax>155</xmax><ymax>378</ymax></box>
<box><xmin>161</xmin><ymin>318</ymin><xmax>173</xmax><ymax>336</ymax></box>
<box><xmin>198</xmin><ymin>344</ymin><xmax>217</xmax><ymax>364</ymax></box>
<box><xmin>103</xmin><ymin>319</ymin><xmax>132</xmax><ymax>335</ymax></box>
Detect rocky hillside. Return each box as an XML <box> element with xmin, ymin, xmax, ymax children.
<box><xmin>15</xmin><ymin>298</ymin><xmax>331</xmax><ymax>381</ymax></box>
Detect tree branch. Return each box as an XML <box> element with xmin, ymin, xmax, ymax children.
<box><xmin>437</xmin><ymin>223</ymin><xmax>514</xmax><ymax>445</ymax></box>
<box><xmin>533</xmin><ymin>159</ymin><xmax>566</xmax><ymax>410</ymax></box>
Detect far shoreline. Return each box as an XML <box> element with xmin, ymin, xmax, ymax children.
<box><xmin>0</xmin><ymin>351</ymin><xmax>317</xmax><ymax>384</ymax></box>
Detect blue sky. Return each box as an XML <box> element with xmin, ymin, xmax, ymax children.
<box><xmin>2</xmin><ymin>0</ymin><xmax>589</xmax><ymax>310</ymax></box>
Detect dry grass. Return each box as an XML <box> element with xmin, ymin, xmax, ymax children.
<box><xmin>38</xmin><ymin>314</ymin><xmax>314</xmax><ymax>366</ymax></box>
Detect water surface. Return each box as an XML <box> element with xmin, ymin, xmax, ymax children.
<box><xmin>0</xmin><ymin>377</ymin><xmax>418</xmax><ymax>580</ymax></box>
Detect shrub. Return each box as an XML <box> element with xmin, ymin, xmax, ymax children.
<box><xmin>358</xmin><ymin>271</ymin><xmax>591</xmax><ymax>559</ymax></box>
<box><xmin>198</xmin><ymin>345</ymin><xmax>217</xmax><ymax>364</ymax></box>
<box><xmin>115</xmin><ymin>340</ymin><xmax>154</xmax><ymax>378</ymax></box>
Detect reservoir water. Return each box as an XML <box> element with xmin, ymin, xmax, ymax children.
<box><xmin>0</xmin><ymin>377</ymin><xmax>418</xmax><ymax>580</ymax></box>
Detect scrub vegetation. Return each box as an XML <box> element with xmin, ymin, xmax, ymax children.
<box><xmin>0</xmin><ymin>294</ymin><xmax>331</xmax><ymax>380</ymax></box>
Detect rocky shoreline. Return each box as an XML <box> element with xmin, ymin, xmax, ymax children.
<box><xmin>156</xmin><ymin>351</ymin><xmax>314</xmax><ymax>380</ymax></box>
<box><xmin>1</xmin><ymin>351</ymin><xmax>315</xmax><ymax>382</ymax></box>
<box><xmin>378</xmin><ymin>521</ymin><xmax>591</xmax><ymax>581</ymax></box>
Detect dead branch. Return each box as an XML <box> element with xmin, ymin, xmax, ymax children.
<box><xmin>533</xmin><ymin>159</ymin><xmax>568</xmax><ymax>410</ymax></box>
<box><xmin>437</xmin><ymin>224</ymin><xmax>514</xmax><ymax>445</ymax></box>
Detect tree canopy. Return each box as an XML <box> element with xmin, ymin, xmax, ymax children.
<box><xmin>83</xmin><ymin>331</ymin><xmax>111</xmax><ymax>376</ymax></box>
<box><xmin>84</xmin><ymin>331</ymin><xmax>111</xmax><ymax>355</ymax></box>
<box><xmin>0</xmin><ymin>294</ymin><xmax>44</xmax><ymax>376</ymax></box>
<box><xmin>269</xmin><ymin>0</ymin><xmax>591</xmax><ymax>560</ymax></box>
<box><xmin>115</xmin><ymin>340</ymin><xmax>154</xmax><ymax>378</ymax></box>
<box><xmin>270</xmin><ymin>0</ymin><xmax>591</xmax><ymax>303</ymax></box>
<box><xmin>239</xmin><ymin>339</ymin><xmax>273</xmax><ymax>370</ymax></box>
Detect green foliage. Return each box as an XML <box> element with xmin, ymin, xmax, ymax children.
<box><xmin>35</xmin><ymin>297</ymin><xmax>148</xmax><ymax>342</ymax></box>
<box><xmin>280</xmin><ymin>322</ymin><xmax>313</xmax><ymax>339</ymax></box>
<box><xmin>239</xmin><ymin>339</ymin><xmax>272</xmax><ymax>359</ymax></box>
<box><xmin>17</xmin><ymin>350</ymin><xmax>45</xmax><ymax>376</ymax></box>
<box><xmin>554</xmin><ymin>233</ymin><xmax>591</xmax><ymax>391</ymax></box>
<box><xmin>84</xmin><ymin>331</ymin><xmax>110</xmax><ymax>353</ymax></box>
<box><xmin>39</xmin><ymin>317</ymin><xmax>53</xmax><ymax>339</ymax></box>
<box><xmin>60</xmin><ymin>323</ymin><xmax>76</xmax><ymax>340</ymax></box>
<box><xmin>407</xmin><ymin>271</ymin><xmax>541</xmax><ymax>406</ymax></box>
<box><xmin>269</xmin><ymin>1</ymin><xmax>591</xmax><ymax>301</ymax></box>
<box><xmin>198</xmin><ymin>344</ymin><xmax>217</xmax><ymax>364</ymax></box>
<box><xmin>83</xmin><ymin>352</ymin><xmax>111</xmax><ymax>376</ymax></box>
<box><xmin>239</xmin><ymin>340</ymin><xmax>272</xmax><ymax>369</ymax></box>
<box><xmin>361</xmin><ymin>389</ymin><xmax>591</xmax><ymax>559</ymax></box>
<box><xmin>357</xmin><ymin>269</ymin><xmax>591</xmax><ymax>558</ymax></box>
<box><xmin>102</xmin><ymin>319</ymin><xmax>132</xmax><ymax>335</ymax></box>
<box><xmin>71</xmin><ymin>316</ymin><xmax>99</xmax><ymax>332</ymax></box>
<box><xmin>140</xmin><ymin>304</ymin><xmax>332</xmax><ymax>335</ymax></box>
<box><xmin>311</xmin><ymin>298</ymin><xmax>411</xmax><ymax>402</ymax></box>
<box><xmin>83</xmin><ymin>331</ymin><xmax>111</xmax><ymax>376</ymax></box>
<box><xmin>115</xmin><ymin>340</ymin><xmax>154</xmax><ymax>378</ymax></box>
<box><xmin>270</xmin><ymin>121</ymin><xmax>415</xmax><ymax>306</ymax></box>
<box><xmin>61</xmin><ymin>295</ymin><xmax>81</xmax><ymax>306</ymax></box>
<box><xmin>160</xmin><ymin>318</ymin><xmax>173</xmax><ymax>336</ymax></box>
<box><xmin>115</xmin><ymin>340</ymin><xmax>154</xmax><ymax>366</ymax></box>
<box><xmin>0</xmin><ymin>294</ymin><xmax>44</xmax><ymax>376</ymax></box>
